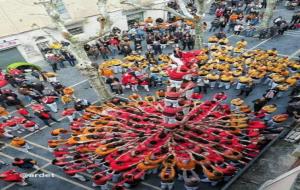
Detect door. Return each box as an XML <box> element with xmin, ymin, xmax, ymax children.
<box><xmin>36</xmin><ymin>41</ymin><xmax>50</xmax><ymax>59</ymax></box>
<box><xmin>127</xmin><ymin>12</ymin><xmax>144</xmax><ymax>28</ymax></box>
<box><xmin>0</xmin><ymin>48</ymin><xmax>26</xmax><ymax>68</ymax></box>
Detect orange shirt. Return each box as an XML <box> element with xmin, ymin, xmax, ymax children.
<box><xmin>229</xmin><ymin>14</ymin><xmax>238</xmax><ymax>22</ymax></box>
<box><xmin>101</xmin><ymin>68</ymin><xmax>114</xmax><ymax>78</ymax></box>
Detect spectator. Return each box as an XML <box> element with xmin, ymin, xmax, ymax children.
<box><xmin>0</xmin><ymin>169</ymin><xmax>29</xmax><ymax>186</ymax></box>
<box><xmin>253</xmin><ymin>98</ymin><xmax>268</xmax><ymax>112</ymax></box>
<box><xmin>111</xmin><ymin>78</ymin><xmax>123</xmax><ymax>95</ymax></box>
<box><xmin>99</xmin><ymin>45</ymin><xmax>109</xmax><ymax>60</ymax></box>
<box><xmin>123</xmin><ymin>45</ymin><xmax>132</xmax><ymax>57</ymax></box>
<box><xmin>209</xmin><ymin>18</ymin><xmax>220</xmax><ymax>32</ymax></box>
<box><xmin>34</xmin><ymin>110</ymin><xmax>59</xmax><ymax>127</ymax></box>
<box><xmin>153</xmin><ymin>41</ymin><xmax>162</xmax><ymax>55</ymax></box>
<box><xmin>61</xmin><ymin>50</ymin><xmax>76</xmax><ymax>67</ymax></box>
<box><xmin>234</xmin><ymin>23</ymin><xmax>244</xmax><ymax>35</ymax></box>
<box><xmin>12</xmin><ymin>158</ymin><xmax>39</xmax><ymax>170</ymax></box>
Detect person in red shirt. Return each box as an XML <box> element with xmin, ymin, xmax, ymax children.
<box><xmin>165</xmin><ymin>87</ymin><xmax>184</xmax><ymax>107</ymax></box>
<box><xmin>22</xmin><ymin>120</ymin><xmax>39</xmax><ymax>132</ymax></box>
<box><xmin>12</xmin><ymin>157</ymin><xmax>39</xmax><ymax>170</ymax></box>
<box><xmin>156</xmin><ymin>104</ymin><xmax>183</xmax><ymax>124</ymax></box>
<box><xmin>0</xmin><ymin>169</ymin><xmax>29</xmax><ymax>186</ymax></box>
<box><xmin>0</xmin><ymin>123</ymin><xmax>14</xmax><ymax>138</ymax></box>
<box><xmin>17</xmin><ymin>107</ymin><xmax>32</xmax><ymax>120</ymax></box>
<box><xmin>92</xmin><ymin>172</ymin><xmax>113</xmax><ymax>189</ymax></box>
<box><xmin>112</xmin><ymin>185</ymin><xmax>126</xmax><ymax>190</ymax></box>
<box><xmin>42</xmin><ymin>95</ymin><xmax>58</xmax><ymax>113</ymax></box>
<box><xmin>123</xmin><ymin>169</ymin><xmax>145</xmax><ymax>188</ymax></box>
<box><xmin>34</xmin><ymin>110</ymin><xmax>59</xmax><ymax>127</ymax></box>
<box><xmin>63</xmin><ymin>166</ymin><xmax>87</xmax><ymax>181</ymax></box>
<box><xmin>213</xmin><ymin>92</ymin><xmax>227</xmax><ymax>101</ymax></box>
<box><xmin>139</xmin><ymin>74</ymin><xmax>150</xmax><ymax>92</ymax></box>
<box><xmin>62</xmin><ymin>108</ymin><xmax>76</xmax><ymax>122</ymax></box>
<box><xmin>129</xmin><ymin>76</ymin><xmax>139</xmax><ymax>92</ymax></box>
<box><xmin>121</xmin><ymin>72</ymin><xmax>132</xmax><ymax>88</ymax></box>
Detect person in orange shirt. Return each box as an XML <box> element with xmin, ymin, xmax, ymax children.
<box><xmin>101</xmin><ymin>67</ymin><xmax>114</xmax><ymax>78</ymax></box>
<box><xmin>0</xmin><ymin>106</ymin><xmax>10</xmax><ymax>119</ymax></box>
<box><xmin>229</xmin><ymin>13</ymin><xmax>239</xmax><ymax>22</ymax></box>
<box><xmin>228</xmin><ymin>13</ymin><xmax>238</xmax><ymax>32</ymax></box>
<box><xmin>10</xmin><ymin>137</ymin><xmax>32</xmax><ymax>152</ymax></box>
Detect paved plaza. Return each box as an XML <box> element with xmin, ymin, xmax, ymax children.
<box><xmin>0</xmin><ymin>5</ymin><xmax>300</xmax><ymax>190</ymax></box>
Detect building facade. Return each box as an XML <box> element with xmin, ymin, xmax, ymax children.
<box><xmin>0</xmin><ymin>0</ymin><xmax>166</xmax><ymax>67</ymax></box>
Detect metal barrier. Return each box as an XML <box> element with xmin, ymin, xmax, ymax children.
<box><xmin>221</xmin><ymin>128</ymin><xmax>291</xmax><ymax>190</ymax></box>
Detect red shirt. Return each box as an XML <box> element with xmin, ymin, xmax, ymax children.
<box><xmin>121</xmin><ymin>73</ymin><xmax>133</xmax><ymax>85</ymax></box>
<box><xmin>5</xmin><ymin>120</ymin><xmax>17</xmax><ymax>127</ymax></box>
<box><xmin>0</xmin><ymin>124</ymin><xmax>4</xmax><ymax>134</ymax></box>
<box><xmin>42</xmin><ymin>96</ymin><xmax>56</xmax><ymax>104</ymax></box>
<box><xmin>0</xmin><ymin>170</ymin><xmax>23</xmax><ymax>182</ymax></box>
<box><xmin>191</xmin><ymin>93</ymin><xmax>203</xmax><ymax>99</ymax></box>
<box><xmin>163</xmin><ymin>106</ymin><xmax>182</xmax><ymax>117</ymax></box>
<box><xmin>24</xmin><ymin>121</ymin><xmax>36</xmax><ymax>128</ymax></box>
<box><xmin>129</xmin><ymin>77</ymin><xmax>138</xmax><ymax>85</ymax></box>
<box><xmin>167</xmin><ymin>69</ymin><xmax>188</xmax><ymax>80</ymax></box>
<box><xmin>62</xmin><ymin>109</ymin><xmax>76</xmax><ymax>116</ymax></box>
<box><xmin>18</xmin><ymin>108</ymin><xmax>29</xmax><ymax>116</ymax></box>
<box><xmin>165</xmin><ymin>91</ymin><xmax>181</xmax><ymax>99</ymax></box>
<box><xmin>31</xmin><ymin>104</ymin><xmax>45</xmax><ymax>112</ymax></box>
<box><xmin>93</xmin><ymin>174</ymin><xmax>113</xmax><ymax>185</ymax></box>
<box><xmin>13</xmin><ymin>116</ymin><xmax>26</xmax><ymax>124</ymax></box>
<box><xmin>64</xmin><ymin>168</ymin><xmax>86</xmax><ymax>175</ymax></box>
<box><xmin>109</xmin><ymin>38</ymin><xmax>120</xmax><ymax>46</ymax></box>
<box><xmin>39</xmin><ymin>112</ymin><xmax>50</xmax><ymax>119</ymax></box>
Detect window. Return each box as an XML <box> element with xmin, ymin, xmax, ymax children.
<box><xmin>67</xmin><ymin>26</ymin><xmax>84</xmax><ymax>35</ymax></box>
<box><xmin>53</xmin><ymin>0</ymin><xmax>71</xmax><ymax>20</ymax></box>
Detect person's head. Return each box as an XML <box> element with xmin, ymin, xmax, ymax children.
<box><xmin>94</xmin><ymin>174</ymin><xmax>101</xmax><ymax>180</ymax></box>
<box><xmin>190</xmin><ymin>177</ymin><xmax>198</xmax><ymax>183</ymax></box>
<box><xmin>14</xmin><ymin>158</ymin><xmax>21</xmax><ymax>161</ymax></box>
<box><xmin>6</xmin><ymin>96</ymin><xmax>15</xmax><ymax>101</ymax></box>
<box><xmin>52</xmin><ymin>159</ymin><xmax>58</xmax><ymax>165</ymax></box>
<box><xmin>113</xmin><ymin>185</ymin><xmax>125</xmax><ymax>190</ymax></box>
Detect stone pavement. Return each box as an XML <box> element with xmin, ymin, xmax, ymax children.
<box><xmin>0</xmin><ymin>4</ymin><xmax>300</xmax><ymax>190</ymax></box>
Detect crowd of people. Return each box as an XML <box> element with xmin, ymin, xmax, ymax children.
<box><xmin>44</xmin><ymin>41</ymin><xmax>76</xmax><ymax>73</ymax></box>
<box><xmin>1</xmin><ymin>0</ymin><xmax>300</xmax><ymax>189</ymax></box>
<box><xmin>0</xmin><ymin>67</ymin><xmax>93</xmax><ymax>186</ymax></box>
<box><xmin>43</xmin><ymin>34</ymin><xmax>298</xmax><ymax>189</ymax></box>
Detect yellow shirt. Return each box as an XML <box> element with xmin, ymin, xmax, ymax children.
<box><xmin>207</xmin><ymin>74</ymin><xmax>219</xmax><ymax>81</ymax></box>
<box><xmin>236</xmin><ymin>41</ymin><xmax>247</xmax><ymax>48</ymax></box>
<box><xmin>220</xmin><ymin>74</ymin><xmax>234</xmax><ymax>82</ymax></box>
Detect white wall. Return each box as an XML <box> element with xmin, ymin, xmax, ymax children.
<box><xmin>0</xmin><ymin>29</ymin><xmax>65</xmax><ymax>64</ymax></box>
<box><xmin>144</xmin><ymin>2</ymin><xmax>168</xmax><ymax>21</ymax></box>
<box><xmin>0</xmin><ymin>3</ymin><xmax>166</xmax><ymax>64</ymax></box>
<box><xmin>109</xmin><ymin>10</ymin><xmax>129</xmax><ymax>31</ymax></box>
<box><xmin>81</xmin><ymin>16</ymin><xmax>102</xmax><ymax>38</ymax></box>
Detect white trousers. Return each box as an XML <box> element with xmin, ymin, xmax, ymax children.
<box><xmin>113</xmin><ymin>65</ymin><xmax>122</xmax><ymax>73</ymax></box>
<box><xmin>143</xmin><ymin>85</ymin><xmax>150</xmax><ymax>92</ymax></box>
<box><xmin>47</xmin><ymin>102</ymin><xmax>58</xmax><ymax>113</ymax></box>
<box><xmin>210</xmin><ymin>81</ymin><xmax>216</xmax><ymax>88</ymax></box>
<box><xmin>219</xmin><ymin>82</ymin><xmax>231</xmax><ymax>89</ymax></box>
<box><xmin>72</xmin><ymin>174</ymin><xmax>86</xmax><ymax>181</ymax></box>
<box><xmin>236</xmin><ymin>82</ymin><xmax>245</xmax><ymax>90</ymax></box>
<box><xmin>26</xmin><ymin>124</ymin><xmax>39</xmax><ymax>132</ymax></box>
<box><xmin>185</xmin><ymin>89</ymin><xmax>193</xmax><ymax>99</ymax></box>
<box><xmin>161</xmin><ymin>182</ymin><xmax>174</xmax><ymax>190</ymax></box>
<box><xmin>169</xmin><ymin>79</ymin><xmax>183</xmax><ymax>89</ymax></box>
<box><xmin>131</xmin><ymin>84</ymin><xmax>138</xmax><ymax>92</ymax></box>
<box><xmin>164</xmin><ymin>99</ymin><xmax>179</xmax><ymax>107</ymax></box>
